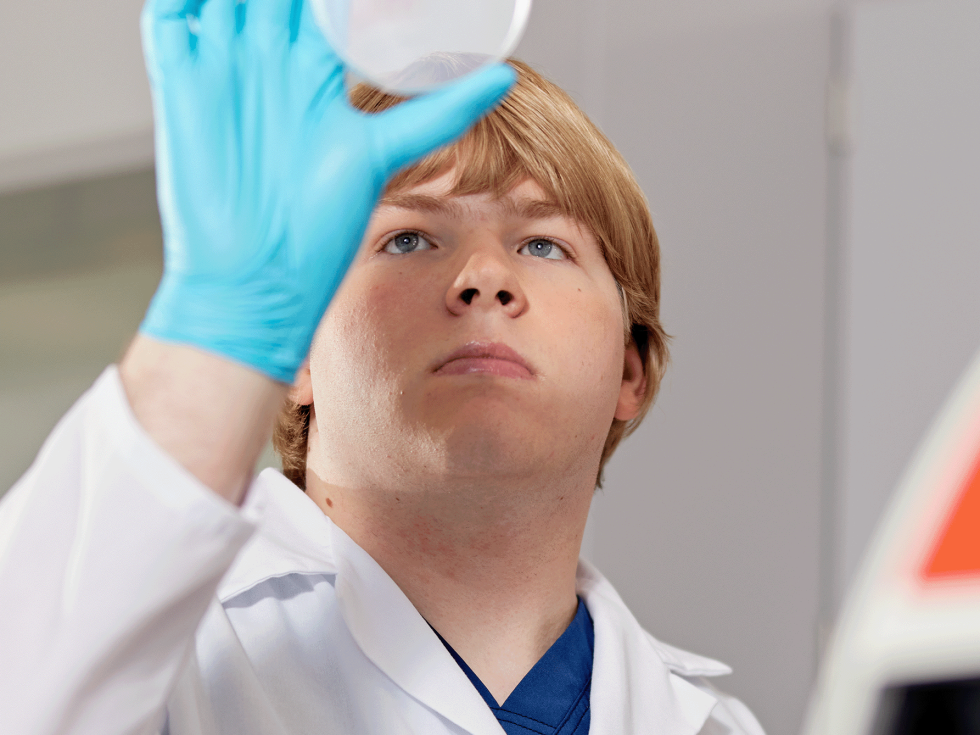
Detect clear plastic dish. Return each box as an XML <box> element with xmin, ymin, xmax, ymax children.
<box><xmin>310</xmin><ymin>0</ymin><xmax>532</xmax><ymax>94</ymax></box>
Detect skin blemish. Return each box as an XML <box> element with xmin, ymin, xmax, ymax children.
<box><xmin>325</xmin><ymin>497</ymin><xmax>334</xmax><ymax>508</ymax></box>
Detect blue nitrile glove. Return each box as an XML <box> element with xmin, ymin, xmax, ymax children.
<box><xmin>139</xmin><ymin>0</ymin><xmax>515</xmax><ymax>383</ymax></box>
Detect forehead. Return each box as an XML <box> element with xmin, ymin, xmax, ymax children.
<box><xmin>378</xmin><ymin>172</ymin><xmax>580</xmax><ymax>227</ymax></box>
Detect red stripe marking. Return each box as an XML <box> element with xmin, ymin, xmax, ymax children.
<box><xmin>923</xmin><ymin>448</ymin><xmax>980</xmax><ymax>580</ymax></box>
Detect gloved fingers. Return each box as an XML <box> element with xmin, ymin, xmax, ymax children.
<box><xmin>291</xmin><ymin>0</ymin><xmax>345</xmax><ymax>107</ymax></box>
<box><xmin>141</xmin><ymin>0</ymin><xmax>194</xmax><ymax>74</ymax></box>
<box><xmin>368</xmin><ymin>63</ymin><xmax>516</xmax><ymax>176</ymax></box>
<box><xmin>243</xmin><ymin>0</ymin><xmax>294</xmax><ymax>52</ymax></box>
<box><xmin>197</xmin><ymin>0</ymin><xmax>241</xmax><ymax>54</ymax></box>
<box><xmin>295</xmin><ymin>0</ymin><xmax>340</xmax><ymax>66</ymax></box>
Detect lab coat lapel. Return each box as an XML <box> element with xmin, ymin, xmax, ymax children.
<box><xmin>579</xmin><ymin>561</ymin><xmax>721</xmax><ymax>735</ymax></box>
<box><xmin>330</xmin><ymin>523</ymin><xmax>505</xmax><ymax>735</ymax></box>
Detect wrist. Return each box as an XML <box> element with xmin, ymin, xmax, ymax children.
<box><xmin>120</xmin><ymin>335</ymin><xmax>288</xmax><ymax>504</ymax></box>
<box><xmin>140</xmin><ymin>271</ymin><xmax>319</xmax><ymax>384</ymax></box>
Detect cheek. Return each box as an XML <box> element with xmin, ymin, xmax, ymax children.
<box><xmin>310</xmin><ymin>268</ymin><xmax>426</xmax><ymax>391</ymax></box>
<box><xmin>539</xmin><ymin>283</ymin><xmax>625</xmax><ymax>388</ymax></box>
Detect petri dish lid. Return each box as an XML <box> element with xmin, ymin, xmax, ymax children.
<box><xmin>310</xmin><ymin>0</ymin><xmax>532</xmax><ymax>94</ymax></box>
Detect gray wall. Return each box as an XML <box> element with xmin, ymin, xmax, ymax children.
<box><xmin>597</xmin><ymin>11</ymin><xmax>828</xmax><ymax>735</ymax></box>
<box><xmin>833</xmin><ymin>0</ymin><xmax>980</xmax><ymax>609</ymax></box>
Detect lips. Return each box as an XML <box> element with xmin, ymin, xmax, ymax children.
<box><xmin>434</xmin><ymin>341</ymin><xmax>534</xmax><ymax>379</ymax></box>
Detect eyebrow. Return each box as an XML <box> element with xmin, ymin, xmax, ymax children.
<box><xmin>377</xmin><ymin>193</ymin><xmax>568</xmax><ymax>221</ymax></box>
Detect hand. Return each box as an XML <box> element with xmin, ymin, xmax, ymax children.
<box><xmin>139</xmin><ymin>0</ymin><xmax>515</xmax><ymax>383</ymax></box>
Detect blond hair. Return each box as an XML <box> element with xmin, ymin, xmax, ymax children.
<box><xmin>275</xmin><ymin>59</ymin><xmax>669</xmax><ymax>488</ymax></box>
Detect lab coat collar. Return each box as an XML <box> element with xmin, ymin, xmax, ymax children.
<box><xmin>218</xmin><ymin>470</ymin><xmax>339</xmax><ymax>599</ymax></box>
<box><xmin>578</xmin><ymin>560</ymin><xmax>728</xmax><ymax>734</ymax></box>
<box><xmin>330</xmin><ymin>518</ymin><xmax>506</xmax><ymax>735</ymax></box>
<box><xmin>221</xmin><ymin>470</ymin><xmax>728</xmax><ymax>735</ymax></box>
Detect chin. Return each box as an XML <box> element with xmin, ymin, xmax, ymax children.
<box><xmin>437</xmin><ymin>422</ymin><xmax>544</xmax><ymax>479</ymax></box>
<box><xmin>407</xmin><ymin>387</ymin><xmax>606</xmax><ymax>480</ymax></box>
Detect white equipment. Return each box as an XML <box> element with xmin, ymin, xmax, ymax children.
<box><xmin>804</xmin><ymin>347</ymin><xmax>980</xmax><ymax>734</ymax></box>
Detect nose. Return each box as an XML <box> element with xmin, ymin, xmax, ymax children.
<box><xmin>446</xmin><ymin>245</ymin><xmax>527</xmax><ymax>318</ymax></box>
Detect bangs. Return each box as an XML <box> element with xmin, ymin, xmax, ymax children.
<box><xmin>348</xmin><ymin>61</ymin><xmax>632</xmax><ymax>258</ymax></box>
<box><xmin>386</xmin><ymin>124</ymin><xmax>533</xmax><ymax>201</ymax></box>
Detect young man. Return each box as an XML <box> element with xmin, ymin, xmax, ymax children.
<box><xmin>0</xmin><ymin>1</ymin><xmax>764</xmax><ymax>733</ymax></box>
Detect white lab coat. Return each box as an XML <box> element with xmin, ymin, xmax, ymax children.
<box><xmin>0</xmin><ymin>367</ymin><xmax>765</xmax><ymax>735</ymax></box>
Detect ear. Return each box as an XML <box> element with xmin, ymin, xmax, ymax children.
<box><xmin>290</xmin><ymin>359</ymin><xmax>315</xmax><ymax>406</ymax></box>
<box><xmin>614</xmin><ymin>341</ymin><xmax>647</xmax><ymax>422</ymax></box>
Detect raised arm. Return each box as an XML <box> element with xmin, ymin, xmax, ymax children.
<box><xmin>0</xmin><ymin>1</ymin><xmax>513</xmax><ymax>731</ymax></box>
<box><xmin>125</xmin><ymin>0</ymin><xmax>515</xmax><ymax>502</ymax></box>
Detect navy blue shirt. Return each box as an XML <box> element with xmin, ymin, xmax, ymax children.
<box><xmin>435</xmin><ymin>597</ymin><xmax>594</xmax><ymax>735</ymax></box>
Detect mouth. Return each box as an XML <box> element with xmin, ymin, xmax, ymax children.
<box><xmin>433</xmin><ymin>341</ymin><xmax>535</xmax><ymax>380</ymax></box>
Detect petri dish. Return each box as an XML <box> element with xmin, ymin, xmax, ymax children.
<box><xmin>310</xmin><ymin>0</ymin><xmax>532</xmax><ymax>94</ymax></box>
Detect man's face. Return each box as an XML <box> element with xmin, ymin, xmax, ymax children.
<box><xmin>300</xmin><ymin>170</ymin><xmax>645</xmax><ymax>492</ymax></box>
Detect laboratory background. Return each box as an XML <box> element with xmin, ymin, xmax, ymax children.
<box><xmin>2</xmin><ymin>0</ymin><xmax>979</xmax><ymax>732</ymax></box>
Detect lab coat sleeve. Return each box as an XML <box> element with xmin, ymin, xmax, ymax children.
<box><xmin>0</xmin><ymin>367</ymin><xmax>257</xmax><ymax>735</ymax></box>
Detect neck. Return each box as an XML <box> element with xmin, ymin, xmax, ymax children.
<box><xmin>305</xmin><ymin>464</ymin><xmax>593</xmax><ymax>704</ymax></box>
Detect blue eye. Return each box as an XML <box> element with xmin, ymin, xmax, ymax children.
<box><xmin>384</xmin><ymin>231</ymin><xmax>432</xmax><ymax>254</ymax></box>
<box><xmin>520</xmin><ymin>238</ymin><xmax>565</xmax><ymax>260</ymax></box>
